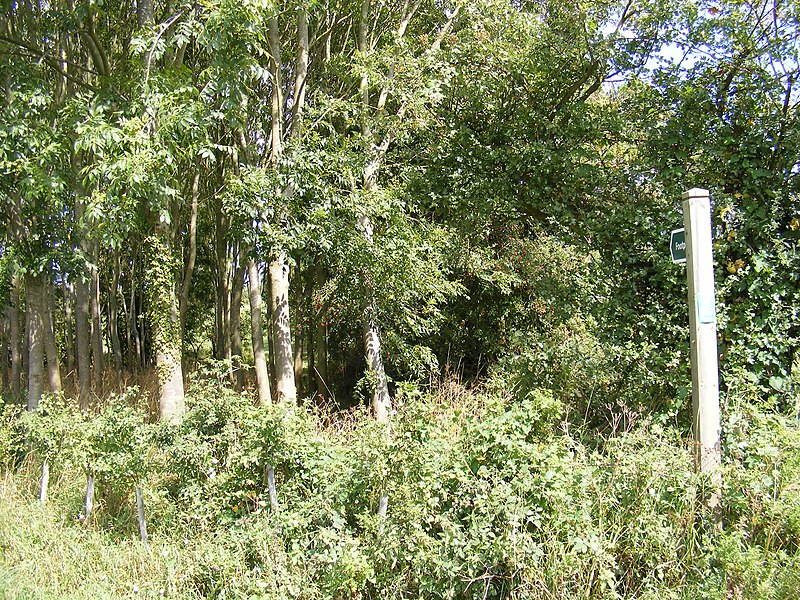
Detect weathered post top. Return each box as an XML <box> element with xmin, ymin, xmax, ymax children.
<box><xmin>682</xmin><ymin>187</ymin><xmax>710</xmax><ymax>200</ymax></box>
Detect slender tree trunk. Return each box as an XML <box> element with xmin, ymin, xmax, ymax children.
<box><xmin>269</xmin><ymin>255</ymin><xmax>296</xmax><ymax>403</ymax></box>
<box><xmin>138</xmin><ymin>263</ymin><xmax>146</xmax><ymax>369</ymax></box>
<box><xmin>230</xmin><ymin>260</ymin><xmax>246</xmax><ymax>391</ymax></box>
<box><xmin>63</xmin><ymin>277</ymin><xmax>75</xmax><ymax>380</ymax></box>
<box><xmin>10</xmin><ymin>272</ymin><xmax>21</xmax><ymax>399</ymax></box>
<box><xmin>292</xmin><ymin>261</ymin><xmax>305</xmax><ymax>397</ymax></box>
<box><xmin>357</xmin><ymin>207</ymin><xmax>391</xmax><ymax>422</ymax></box>
<box><xmin>247</xmin><ymin>260</ymin><xmax>272</xmax><ymax>404</ymax></box>
<box><xmin>125</xmin><ymin>251</ymin><xmax>143</xmax><ymax>372</ymax></box>
<box><xmin>145</xmin><ymin>232</ymin><xmax>185</xmax><ymax>422</ymax></box>
<box><xmin>313</xmin><ymin>261</ymin><xmax>329</xmax><ymax>401</ymax></box>
<box><xmin>108</xmin><ymin>252</ymin><xmax>123</xmax><ymax>382</ymax></box>
<box><xmin>179</xmin><ymin>170</ymin><xmax>199</xmax><ymax>339</ymax></box>
<box><xmin>25</xmin><ymin>271</ymin><xmax>46</xmax><ymax>411</ymax></box>
<box><xmin>136</xmin><ymin>0</ymin><xmax>153</xmax><ymax>29</ymax></box>
<box><xmin>1</xmin><ymin>309</ymin><xmax>8</xmax><ymax>392</ymax></box>
<box><xmin>75</xmin><ymin>199</ymin><xmax>92</xmax><ymax>410</ymax></box>
<box><xmin>266</xmin><ymin>273</ymin><xmax>276</xmax><ymax>390</ymax></box>
<box><xmin>90</xmin><ymin>242</ymin><xmax>104</xmax><ymax>392</ymax></box>
<box><xmin>43</xmin><ymin>277</ymin><xmax>62</xmax><ymax>393</ymax></box>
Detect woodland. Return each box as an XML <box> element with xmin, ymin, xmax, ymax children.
<box><xmin>1</xmin><ymin>0</ymin><xmax>800</xmax><ymax>598</ymax></box>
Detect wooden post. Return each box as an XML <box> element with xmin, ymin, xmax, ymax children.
<box><xmin>135</xmin><ymin>485</ymin><xmax>148</xmax><ymax>544</ymax></box>
<box><xmin>39</xmin><ymin>459</ymin><xmax>50</xmax><ymax>503</ymax></box>
<box><xmin>682</xmin><ymin>188</ymin><xmax>722</xmax><ymax>506</ymax></box>
<box><xmin>84</xmin><ymin>474</ymin><xmax>95</xmax><ymax>522</ymax></box>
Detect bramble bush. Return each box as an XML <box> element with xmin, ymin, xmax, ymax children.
<box><xmin>1</xmin><ymin>371</ymin><xmax>799</xmax><ymax>598</ymax></box>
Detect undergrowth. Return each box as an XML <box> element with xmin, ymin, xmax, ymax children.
<box><xmin>1</xmin><ymin>375</ymin><xmax>799</xmax><ymax>599</ymax></box>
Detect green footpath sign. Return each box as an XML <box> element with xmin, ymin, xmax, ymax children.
<box><xmin>670</xmin><ymin>228</ymin><xmax>686</xmax><ymax>263</ymax></box>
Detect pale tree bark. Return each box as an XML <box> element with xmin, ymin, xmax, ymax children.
<box><xmin>269</xmin><ymin>256</ymin><xmax>296</xmax><ymax>403</ymax></box>
<box><xmin>357</xmin><ymin>210</ymin><xmax>391</xmax><ymax>423</ymax></box>
<box><xmin>264</xmin><ymin>14</ymin><xmax>298</xmax><ymax>404</ymax></box>
<box><xmin>247</xmin><ymin>260</ymin><xmax>272</xmax><ymax>404</ymax></box>
<box><xmin>356</xmin><ymin>0</ymin><xmax>393</xmax><ymax>423</ymax></box>
<box><xmin>43</xmin><ymin>276</ymin><xmax>62</xmax><ymax>393</ymax></box>
<box><xmin>25</xmin><ymin>271</ymin><xmax>46</xmax><ymax>411</ymax></box>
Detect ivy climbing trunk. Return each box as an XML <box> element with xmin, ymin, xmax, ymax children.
<box><xmin>145</xmin><ymin>232</ymin><xmax>185</xmax><ymax>422</ymax></box>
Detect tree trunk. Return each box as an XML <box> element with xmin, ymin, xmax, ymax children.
<box><xmin>357</xmin><ymin>212</ymin><xmax>391</xmax><ymax>423</ymax></box>
<box><xmin>292</xmin><ymin>261</ymin><xmax>305</xmax><ymax>397</ymax></box>
<box><xmin>230</xmin><ymin>260</ymin><xmax>246</xmax><ymax>391</ymax></box>
<box><xmin>90</xmin><ymin>242</ymin><xmax>104</xmax><ymax>393</ymax></box>
<box><xmin>145</xmin><ymin>232</ymin><xmax>185</xmax><ymax>422</ymax></box>
<box><xmin>25</xmin><ymin>271</ymin><xmax>46</xmax><ymax>411</ymax></box>
<box><xmin>247</xmin><ymin>260</ymin><xmax>272</xmax><ymax>404</ymax></box>
<box><xmin>75</xmin><ymin>199</ymin><xmax>92</xmax><ymax>410</ymax></box>
<box><xmin>43</xmin><ymin>276</ymin><xmax>62</xmax><ymax>393</ymax></box>
<box><xmin>62</xmin><ymin>277</ymin><xmax>75</xmax><ymax>381</ymax></box>
<box><xmin>136</xmin><ymin>0</ymin><xmax>153</xmax><ymax>28</ymax></box>
<box><xmin>179</xmin><ymin>170</ymin><xmax>199</xmax><ymax>339</ymax></box>
<box><xmin>125</xmin><ymin>251</ymin><xmax>143</xmax><ymax>372</ymax></box>
<box><xmin>313</xmin><ymin>261</ymin><xmax>329</xmax><ymax>401</ymax></box>
<box><xmin>0</xmin><ymin>308</ymin><xmax>7</xmax><ymax>392</ymax></box>
<box><xmin>9</xmin><ymin>272</ymin><xmax>22</xmax><ymax>399</ymax></box>
<box><xmin>269</xmin><ymin>255</ymin><xmax>296</xmax><ymax>403</ymax></box>
<box><xmin>108</xmin><ymin>252</ymin><xmax>124</xmax><ymax>382</ymax></box>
